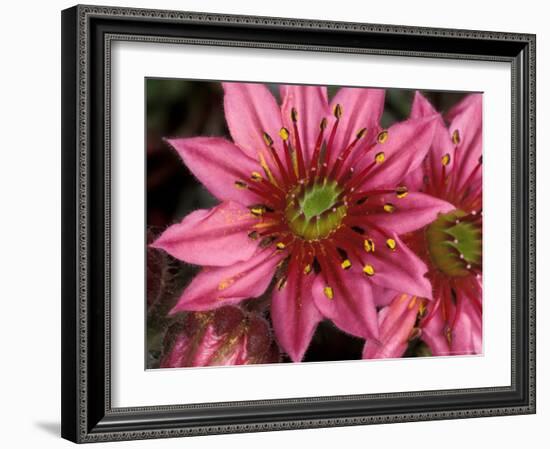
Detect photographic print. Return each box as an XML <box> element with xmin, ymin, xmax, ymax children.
<box><xmin>146</xmin><ymin>80</ymin><xmax>483</xmax><ymax>369</ymax></box>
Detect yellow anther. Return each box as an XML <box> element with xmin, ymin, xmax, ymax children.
<box><xmin>445</xmin><ymin>327</ymin><xmax>453</xmax><ymax>344</ymax></box>
<box><xmin>279</xmin><ymin>127</ymin><xmax>290</xmax><ymax>141</ymax></box>
<box><xmin>276</xmin><ymin>277</ymin><xmax>287</xmax><ymax>291</ymax></box>
<box><xmin>276</xmin><ymin>242</ymin><xmax>286</xmax><ymax>250</ymax></box>
<box><xmin>291</xmin><ymin>107</ymin><xmax>298</xmax><ymax>122</ymax></box>
<box><xmin>303</xmin><ymin>264</ymin><xmax>312</xmax><ymax>275</ymax></box>
<box><xmin>364</xmin><ymin>238</ymin><xmax>375</xmax><ymax>253</ymax></box>
<box><xmin>377</xmin><ymin>130</ymin><xmax>389</xmax><ymax>144</ymax></box>
<box><xmin>383</xmin><ymin>203</ymin><xmax>396</xmax><ymax>213</ymax></box>
<box><xmin>408</xmin><ymin>296</ymin><xmax>417</xmax><ymax>309</ymax></box>
<box><xmin>356</xmin><ymin>127</ymin><xmax>368</xmax><ymax>139</ymax></box>
<box><xmin>234</xmin><ymin>180</ymin><xmax>248</xmax><ymax>189</ymax></box>
<box><xmin>386</xmin><ymin>238</ymin><xmax>397</xmax><ymax>251</ymax></box>
<box><xmin>262</xmin><ymin>132</ymin><xmax>274</xmax><ymax>147</ymax></box>
<box><xmin>418</xmin><ymin>300</ymin><xmax>427</xmax><ymax>317</ymax></box>
<box><xmin>251</xmin><ymin>171</ymin><xmax>263</xmax><ymax>181</ymax></box>
<box><xmin>341</xmin><ymin>259</ymin><xmax>352</xmax><ymax>270</ymax></box>
<box><xmin>396</xmin><ymin>186</ymin><xmax>408</xmax><ymax>198</ymax></box>
<box><xmin>452</xmin><ymin>129</ymin><xmax>460</xmax><ymax>145</ymax></box>
<box><xmin>442</xmin><ymin>153</ymin><xmax>451</xmax><ymax>166</ymax></box>
<box><xmin>375</xmin><ymin>152</ymin><xmax>385</xmax><ymax>164</ymax></box>
<box><xmin>324</xmin><ymin>286</ymin><xmax>334</xmax><ymax>300</ymax></box>
<box><xmin>333</xmin><ymin>103</ymin><xmax>343</xmax><ymax>119</ymax></box>
<box><xmin>250</xmin><ymin>206</ymin><xmax>266</xmax><ymax>217</ymax></box>
<box><xmin>363</xmin><ymin>264</ymin><xmax>375</xmax><ymax>276</ymax></box>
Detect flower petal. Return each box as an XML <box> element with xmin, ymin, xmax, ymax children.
<box><xmin>223</xmin><ymin>82</ymin><xmax>284</xmax><ymax>159</ymax></box>
<box><xmin>363</xmin><ymin>294</ymin><xmax>419</xmax><ymax>359</ymax></box>
<box><xmin>166</xmin><ymin>137</ymin><xmax>262</xmax><ymax>204</ymax></box>
<box><xmin>446</xmin><ymin>94</ymin><xmax>483</xmax><ymax>194</ymax></box>
<box><xmin>450</xmin><ymin>294</ymin><xmax>482</xmax><ymax>355</ymax></box>
<box><xmin>355</xmin><ymin>192</ymin><xmax>454</xmax><ymax>234</ymax></box>
<box><xmin>312</xmin><ymin>271</ymin><xmax>379</xmax><ymax>340</ymax></box>
<box><xmin>280</xmin><ymin>85</ymin><xmax>330</xmax><ymax>165</ymax></box>
<box><xmin>365</xmin><ymin>232</ymin><xmax>432</xmax><ymax>299</ymax></box>
<box><xmin>328</xmin><ymin>87</ymin><xmax>385</xmax><ymax>163</ymax></box>
<box><xmin>356</xmin><ymin>115</ymin><xmax>438</xmax><ymax>192</ymax></box>
<box><xmin>421</xmin><ymin>304</ymin><xmax>451</xmax><ymax>356</ymax></box>
<box><xmin>170</xmin><ymin>248</ymin><xmax>283</xmax><ymax>313</ymax></box>
<box><xmin>151</xmin><ymin>201</ymin><xmax>259</xmax><ymax>266</ymax></box>
<box><xmin>404</xmin><ymin>92</ymin><xmax>457</xmax><ymax>192</ymax></box>
<box><xmin>271</xmin><ymin>259</ymin><xmax>322</xmax><ymax>362</ymax></box>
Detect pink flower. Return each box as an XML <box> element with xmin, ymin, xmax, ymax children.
<box><xmin>153</xmin><ymin>83</ymin><xmax>453</xmax><ymax>362</ymax></box>
<box><xmin>160</xmin><ymin>305</ymin><xmax>279</xmax><ymax>367</ymax></box>
<box><xmin>363</xmin><ymin>92</ymin><xmax>483</xmax><ymax>359</ymax></box>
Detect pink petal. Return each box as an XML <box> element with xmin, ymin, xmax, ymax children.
<box><xmin>170</xmin><ymin>248</ymin><xmax>283</xmax><ymax>313</ymax></box>
<box><xmin>410</xmin><ymin>91</ymin><xmax>438</xmax><ymax>119</ymax></box>
<box><xmin>421</xmin><ymin>301</ymin><xmax>452</xmax><ymax>356</ymax></box>
<box><xmin>166</xmin><ymin>137</ymin><xmax>262</xmax><ymax>204</ymax></box>
<box><xmin>355</xmin><ymin>192</ymin><xmax>454</xmax><ymax>234</ymax></box>
<box><xmin>312</xmin><ymin>271</ymin><xmax>379</xmax><ymax>340</ymax></box>
<box><xmin>372</xmin><ymin>286</ymin><xmax>400</xmax><ymax>307</ymax></box>
<box><xmin>223</xmin><ymin>82</ymin><xmax>284</xmax><ymax>159</ymax></box>
<box><xmin>356</xmin><ymin>115</ymin><xmax>438</xmax><ymax>192</ymax></box>
<box><xmin>151</xmin><ymin>201</ymin><xmax>259</xmax><ymax>267</ymax></box>
<box><xmin>450</xmin><ymin>295</ymin><xmax>482</xmax><ymax>355</ymax></box>
<box><xmin>404</xmin><ymin>93</ymin><xmax>457</xmax><ymax>192</ymax></box>
<box><xmin>363</xmin><ymin>294</ymin><xmax>419</xmax><ymax>359</ymax></box>
<box><xmin>271</xmin><ymin>259</ymin><xmax>322</xmax><ymax>362</ymax></box>
<box><xmin>328</xmin><ymin>88</ymin><xmax>385</xmax><ymax>163</ymax></box>
<box><xmin>365</xmin><ymin>232</ymin><xmax>432</xmax><ymax>299</ymax></box>
<box><xmin>446</xmin><ymin>94</ymin><xmax>483</xmax><ymax>194</ymax></box>
<box><xmin>280</xmin><ymin>84</ymin><xmax>330</xmax><ymax>166</ymax></box>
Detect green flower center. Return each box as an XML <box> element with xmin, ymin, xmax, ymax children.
<box><xmin>426</xmin><ymin>210</ymin><xmax>482</xmax><ymax>277</ymax></box>
<box><xmin>285</xmin><ymin>181</ymin><xmax>347</xmax><ymax>240</ymax></box>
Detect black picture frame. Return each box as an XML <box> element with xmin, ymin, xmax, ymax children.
<box><xmin>61</xmin><ymin>4</ymin><xmax>536</xmax><ymax>443</ymax></box>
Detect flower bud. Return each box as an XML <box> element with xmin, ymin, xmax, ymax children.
<box><xmin>160</xmin><ymin>306</ymin><xmax>280</xmax><ymax>367</ymax></box>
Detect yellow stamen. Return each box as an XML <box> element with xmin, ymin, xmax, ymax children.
<box><xmin>418</xmin><ymin>300</ymin><xmax>427</xmax><ymax>317</ymax></box>
<box><xmin>234</xmin><ymin>180</ymin><xmax>247</xmax><ymax>189</ymax></box>
<box><xmin>377</xmin><ymin>130</ymin><xmax>389</xmax><ymax>144</ymax></box>
<box><xmin>442</xmin><ymin>153</ymin><xmax>451</xmax><ymax>166</ymax></box>
<box><xmin>250</xmin><ymin>206</ymin><xmax>266</xmax><ymax>217</ymax></box>
<box><xmin>375</xmin><ymin>152</ymin><xmax>385</xmax><ymax>163</ymax></box>
<box><xmin>303</xmin><ymin>264</ymin><xmax>312</xmax><ymax>275</ymax></box>
<box><xmin>276</xmin><ymin>277</ymin><xmax>287</xmax><ymax>291</ymax></box>
<box><xmin>333</xmin><ymin>104</ymin><xmax>343</xmax><ymax>119</ymax></box>
<box><xmin>259</xmin><ymin>152</ymin><xmax>278</xmax><ymax>186</ymax></box>
<box><xmin>291</xmin><ymin>107</ymin><xmax>298</xmax><ymax>123</ymax></box>
<box><xmin>445</xmin><ymin>327</ymin><xmax>453</xmax><ymax>344</ymax></box>
<box><xmin>396</xmin><ymin>186</ymin><xmax>408</xmax><ymax>198</ymax></box>
<box><xmin>251</xmin><ymin>171</ymin><xmax>263</xmax><ymax>181</ymax></box>
<box><xmin>364</xmin><ymin>238</ymin><xmax>375</xmax><ymax>253</ymax></box>
<box><xmin>408</xmin><ymin>296</ymin><xmax>417</xmax><ymax>309</ymax></box>
<box><xmin>320</xmin><ymin>117</ymin><xmax>328</xmax><ymax>130</ymax></box>
<box><xmin>363</xmin><ymin>264</ymin><xmax>375</xmax><ymax>276</ymax></box>
<box><xmin>386</xmin><ymin>238</ymin><xmax>397</xmax><ymax>251</ymax></box>
<box><xmin>324</xmin><ymin>286</ymin><xmax>334</xmax><ymax>299</ymax></box>
<box><xmin>341</xmin><ymin>259</ymin><xmax>352</xmax><ymax>270</ymax></box>
<box><xmin>356</xmin><ymin>127</ymin><xmax>368</xmax><ymax>139</ymax></box>
<box><xmin>262</xmin><ymin>132</ymin><xmax>274</xmax><ymax>147</ymax></box>
<box><xmin>279</xmin><ymin>127</ymin><xmax>290</xmax><ymax>141</ymax></box>
<box><xmin>383</xmin><ymin>203</ymin><xmax>395</xmax><ymax>213</ymax></box>
<box><xmin>452</xmin><ymin>129</ymin><xmax>460</xmax><ymax>145</ymax></box>
<box><xmin>276</xmin><ymin>242</ymin><xmax>286</xmax><ymax>250</ymax></box>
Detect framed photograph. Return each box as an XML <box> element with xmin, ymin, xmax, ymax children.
<box><xmin>61</xmin><ymin>4</ymin><xmax>536</xmax><ymax>443</ymax></box>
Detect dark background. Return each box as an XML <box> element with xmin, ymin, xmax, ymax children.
<box><xmin>146</xmin><ymin>79</ymin><xmax>467</xmax><ymax>368</ymax></box>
